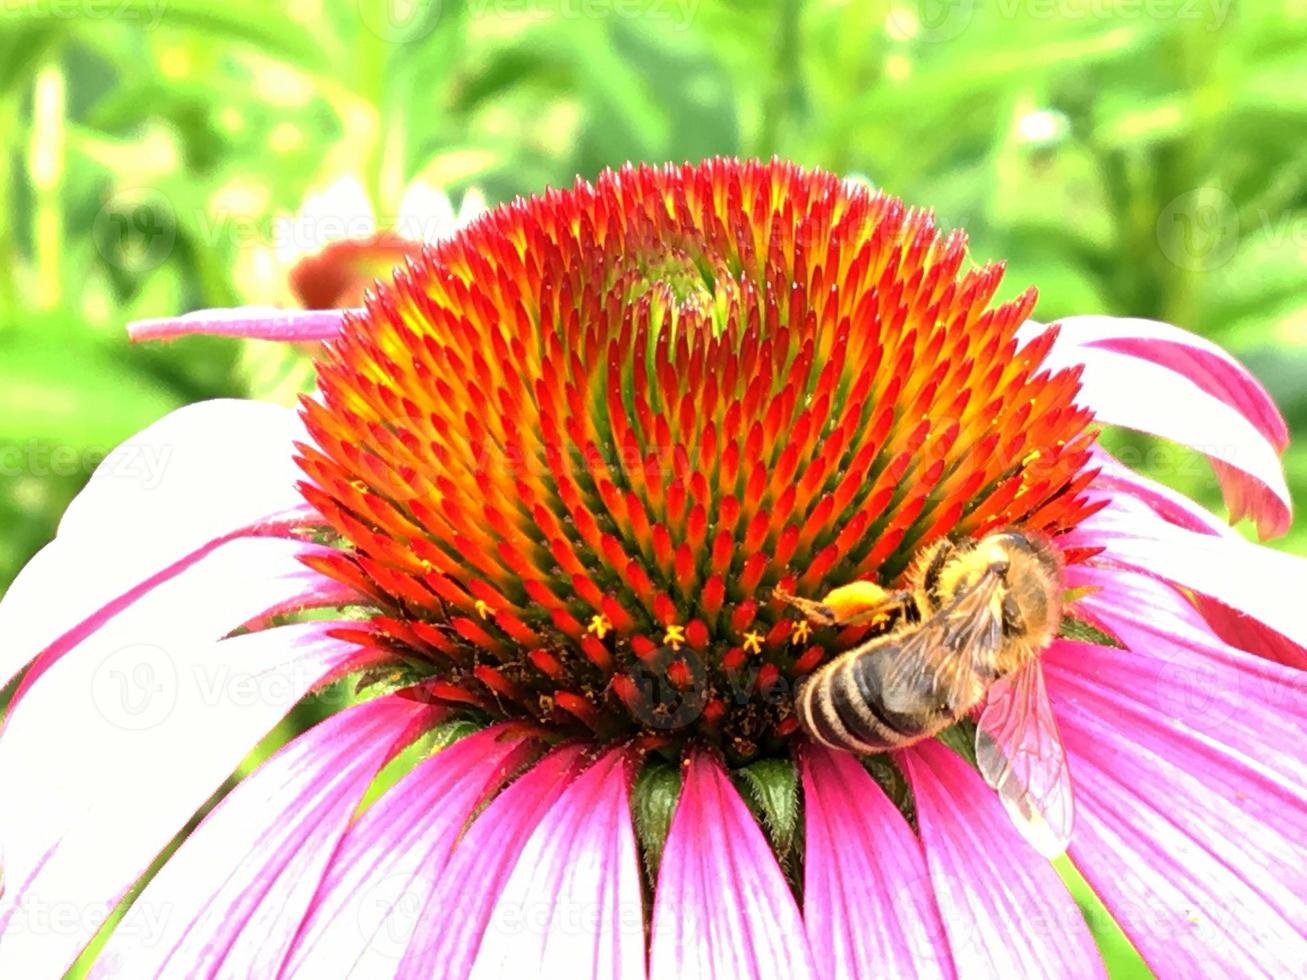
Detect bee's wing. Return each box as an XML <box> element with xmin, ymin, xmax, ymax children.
<box><xmin>879</xmin><ymin>578</ymin><xmax>1004</xmax><ymax>717</ymax></box>
<box><xmin>975</xmin><ymin>659</ymin><xmax>1074</xmax><ymax>857</ymax></box>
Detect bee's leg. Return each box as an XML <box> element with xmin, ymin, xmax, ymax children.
<box><xmin>775</xmin><ymin>583</ymin><xmax>916</xmax><ymax>629</ymax></box>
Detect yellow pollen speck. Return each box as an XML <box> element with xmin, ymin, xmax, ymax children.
<box><xmin>663</xmin><ymin>624</ymin><xmax>687</xmax><ymax>650</ymax></box>
<box><xmin>587</xmin><ymin>614</ymin><xmax>613</xmax><ymax>640</ymax></box>
<box><xmin>1022</xmin><ymin>449</ymin><xmax>1042</xmax><ymax>466</ymax></box>
<box><xmin>790</xmin><ymin>620</ymin><xmax>812</xmax><ymax>645</ymax></box>
<box><xmin>474</xmin><ymin>599</ymin><xmax>491</xmax><ymax>619</ymax></box>
<box><xmin>742</xmin><ymin>630</ymin><xmax>764</xmax><ymax>655</ymax></box>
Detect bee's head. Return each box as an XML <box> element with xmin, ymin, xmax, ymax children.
<box><xmin>980</xmin><ymin>529</ymin><xmax>1065</xmax><ymax>640</ymax></box>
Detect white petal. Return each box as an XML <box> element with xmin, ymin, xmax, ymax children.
<box><xmin>0</xmin><ymin>399</ymin><xmax>309</xmax><ymax>691</ymax></box>
<box><xmin>0</xmin><ymin>539</ymin><xmax>358</xmax><ymax>977</ymax></box>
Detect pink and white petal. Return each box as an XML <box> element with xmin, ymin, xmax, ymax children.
<box><xmin>467</xmin><ymin>747</ymin><xmax>646</xmax><ymax>980</ymax></box>
<box><xmin>0</xmin><ymin>399</ymin><xmax>313</xmax><ymax>691</ymax></box>
<box><xmin>89</xmin><ymin>694</ymin><xmax>437</xmax><ymax>979</ymax></box>
<box><xmin>1044</xmin><ymin>641</ymin><xmax>1307</xmax><ymax>975</ymax></box>
<box><xmin>1068</xmin><ymin>560</ymin><xmax>1307</xmax><ymax>685</ymax></box>
<box><xmin>281</xmin><ymin>727</ymin><xmax>535</xmax><ymax>976</ymax></box>
<box><xmin>0</xmin><ymin>540</ymin><xmax>363</xmax><ymax>977</ymax></box>
<box><xmin>398</xmin><ymin>744</ymin><xmax>592</xmax><ymax>980</ymax></box>
<box><xmin>1087</xmin><ymin>446</ymin><xmax>1232</xmax><ymax>537</ymax></box>
<box><xmin>1021</xmin><ymin>317</ymin><xmax>1291</xmax><ymax>537</ymax></box>
<box><xmin>801</xmin><ymin>744</ymin><xmax>955</xmax><ymax>980</ymax></box>
<box><xmin>1071</xmin><ymin>498</ymin><xmax>1306</xmax><ymax>649</ymax></box>
<box><xmin>128</xmin><ymin>307</ymin><xmax>355</xmax><ymax>343</ymax></box>
<box><xmin>1192</xmin><ymin>594</ymin><xmax>1307</xmax><ymax>672</ymax></box>
<box><xmin>899</xmin><ymin>740</ymin><xmax>1105</xmax><ymax>980</ymax></box>
<box><xmin>1036</xmin><ymin>315</ymin><xmax>1288</xmax><ymax>450</ymax></box>
<box><xmin>650</xmin><ymin>750</ymin><xmax>817</xmax><ymax>980</ymax></box>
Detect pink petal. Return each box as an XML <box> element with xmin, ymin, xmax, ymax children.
<box><xmin>468</xmin><ymin>747</ymin><xmax>646</xmax><ymax>980</ymax></box>
<box><xmin>281</xmin><ymin>727</ymin><xmax>535</xmax><ymax>975</ymax></box>
<box><xmin>898</xmin><ymin>740</ymin><xmax>1105</xmax><ymax>979</ymax></box>
<box><xmin>89</xmin><ymin>694</ymin><xmax>438</xmax><ymax>978</ymax></box>
<box><xmin>1021</xmin><ymin>316</ymin><xmax>1291</xmax><ymax>538</ymax></box>
<box><xmin>801</xmin><ymin>744</ymin><xmax>955</xmax><ymax>980</ymax></box>
<box><xmin>1069</xmin><ymin>557</ymin><xmax>1307</xmax><ymax>678</ymax></box>
<box><xmin>0</xmin><ymin>399</ymin><xmax>313</xmax><ymax>692</ymax></box>
<box><xmin>128</xmin><ymin>306</ymin><xmax>355</xmax><ymax>343</ymax></box>
<box><xmin>0</xmin><ymin>542</ymin><xmax>364</xmax><ymax>978</ymax></box>
<box><xmin>1044</xmin><ymin>640</ymin><xmax>1307</xmax><ymax>974</ymax></box>
<box><xmin>1070</xmin><ymin>495</ymin><xmax>1306</xmax><ymax>649</ymax></box>
<box><xmin>650</xmin><ymin>750</ymin><xmax>817</xmax><ymax>980</ymax></box>
<box><xmin>1087</xmin><ymin>446</ymin><xmax>1231</xmax><ymax>536</ymax></box>
<box><xmin>398</xmin><ymin>744</ymin><xmax>592</xmax><ymax>980</ymax></box>
<box><xmin>1192</xmin><ymin>594</ymin><xmax>1307</xmax><ymax>672</ymax></box>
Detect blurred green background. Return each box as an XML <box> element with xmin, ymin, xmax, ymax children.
<box><xmin>2</xmin><ymin>0</ymin><xmax>1305</xmax><ymax>975</ymax></box>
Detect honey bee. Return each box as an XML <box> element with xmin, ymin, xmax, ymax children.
<box><xmin>780</xmin><ymin>529</ymin><xmax>1074</xmax><ymax>856</ymax></box>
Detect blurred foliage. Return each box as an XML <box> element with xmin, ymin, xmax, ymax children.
<box><xmin>2</xmin><ymin>1</ymin><xmax>1305</xmax><ymax>971</ymax></box>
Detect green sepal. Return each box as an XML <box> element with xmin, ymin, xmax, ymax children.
<box><xmin>733</xmin><ymin>757</ymin><xmax>801</xmax><ymax>866</ymax></box>
<box><xmin>631</xmin><ymin>761</ymin><xmax>683</xmax><ymax>878</ymax></box>
<box><xmin>861</xmin><ymin>753</ymin><xmax>915</xmax><ymax>829</ymax></box>
<box><xmin>1059</xmin><ymin>614</ymin><xmax>1127</xmax><ymax>649</ymax></box>
<box><xmin>935</xmin><ymin>717</ymin><xmax>979</xmax><ymax>769</ymax></box>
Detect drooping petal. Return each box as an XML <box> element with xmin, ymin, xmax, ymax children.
<box><xmin>0</xmin><ymin>546</ymin><xmax>368</xmax><ymax>976</ymax></box>
<box><xmin>1071</xmin><ymin>495</ymin><xmax>1305</xmax><ymax>649</ymax></box>
<box><xmin>0</xmin><ymin>399</ymin><xmax>313</xmax><ymax>692</ymax></box>
<box><xmin>801</xmin><ymin>744</ymin><xmax>955</xmax><ymax>980</ymax></box>
<box><xmin>650</xmin><ymin>750</ymin><xmax>817</xmax><ymax>980</ymax></box>
<box><xmin>1043</xmin><ymin>315</ymin><xmax>1288</xmax><ymax>450</ymax></box>
<box><xmin>467</xmin><ymin>747</ymin><xmax>646</xmax><ymax>980</ymax></box>
<box><xmin>398</xmin><ymin>744</ymin><xmax>591</xmax><ymax>980</ymax></box>
<box><xmin>88</xmin><ymin>694</ymin><xmax>438</xmax><ymax>979</ymax></box>
<box><xmin>1191</xmin><ymin>594</ymin><xmax>1307</xmax><ymax>672</ymax></box>
<box><xmin>898</xmin><ymin>739</ymin><xmax>1105</xmax><ymax>979</ymax></box>
<box><xmin>128</xmin><ymin>307</ymin><xmax>355</xmax><ymax>343</ymax></box>
<box><xmin>1087</xmin><ymin>446</ymin><xmax>1231</xmax><ymax>536</ymax></box>
<box><xmin>1021</xmin><ymin>316</ymin><xmax>1291</xmax><ymax>537</ymax></box>
<box><xmin>1068</xmin><ymin>560</ymin><xmax>1307</xmax><ymax>679</ymax></box>
<box><xmin>1044</xmin><ymin>639</ymin><xmax>1307</xmax><ymax>975</ymax></box>
<box><xmin>281</xmin><ymin>727</ymin><xmax>535</xmax><ymax>976</ymax></box>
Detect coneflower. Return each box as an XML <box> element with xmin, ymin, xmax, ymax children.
<box><xmin>1</xmin><ymin>159</ymin><xmax>1302</xmax><ymax>978</ymax></box>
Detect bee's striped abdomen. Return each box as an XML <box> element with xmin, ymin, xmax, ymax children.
<box><xmin>795</xmin><ymin>644</ymin><xmax>939</xmax><ymax>753</ymax></box>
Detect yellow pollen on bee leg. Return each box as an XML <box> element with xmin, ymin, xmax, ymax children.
<box><xmin>742</xmin><ymin>630</ymin><xmax>764</xmax><ymax>655</ymax></box>
<box><xmin>587</xmin><ymin>614</ymin><xmax>613</xmax><ymax>640</ymax></box>
<box><xmin>663</xmin><ymin>624</ymin><xmax>687</xmax><ymax>650</ymax></box>
<box><xmin>789</xmin><ymin>620</ymin><xmax>812</xmax><ymax>645</ymax></box>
